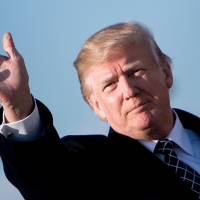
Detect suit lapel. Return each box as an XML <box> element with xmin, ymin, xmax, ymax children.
<box><xmin>107</xmin><ymin>109</ymin><xmax>200</xmax><ymax>199</ymax></box>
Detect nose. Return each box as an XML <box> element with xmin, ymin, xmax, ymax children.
<box><xmin>119</xmin><ymin>75</ymin><xmax>138</xmax><ymax>100</ymax></box>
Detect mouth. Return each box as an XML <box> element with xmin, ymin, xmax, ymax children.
<box><xmin>126</xmin><ymin>100</ymin><xmax>151</xmax><ymax>115</ymax></box>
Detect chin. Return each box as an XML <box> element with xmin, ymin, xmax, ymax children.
<box><xmin>132</xmin><ymin>111</ymin><xmax>153</xmax><ymax>130</ymax></box>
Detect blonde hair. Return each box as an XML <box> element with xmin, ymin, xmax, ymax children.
<box><xmin>74</xmin><ymin>22</ymin><xmax>171</xmax><ymax>103</ymax></box>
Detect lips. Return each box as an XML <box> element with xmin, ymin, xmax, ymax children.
<box><xmin>125</xmin><ymin>99</ymin><xmax>151</xmax><ymax>115</ymax></box>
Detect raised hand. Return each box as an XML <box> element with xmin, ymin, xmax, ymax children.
<box><xmin>0</xmin><ymin>33</ymin><xmax>33</xmax><ymax>122</ymax></box>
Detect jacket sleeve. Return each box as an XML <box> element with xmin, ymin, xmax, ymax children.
<box><xmin>0</xmin><ymin>100</ymin><xmax>70</xmax><ymax>200</ymax></box>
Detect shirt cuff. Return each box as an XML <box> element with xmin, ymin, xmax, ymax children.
<box><xmin>0</xmin><ymin>99</ymin><xmax>43</xmax><ymax>141</ymax></box>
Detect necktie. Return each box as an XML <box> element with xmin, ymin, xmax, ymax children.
<box><xmin>154</xmin><ymin>139</ymin><xmax>200</xmax><ymax>199</ymax></box>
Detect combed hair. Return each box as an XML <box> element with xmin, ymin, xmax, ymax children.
<box><xmin>74</xmin><ymin>21</ymin><xmax>171</xmax><ymax>103</ymax></box>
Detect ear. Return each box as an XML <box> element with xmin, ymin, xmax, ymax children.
<box><xmin>86</xmin><ymin>94</ymin><xmax>107</xmax><ymax>122</ymax></box>
<box><xmin>162</xmin><ymin>61</ymin><xmax>173</xmax><ymax>89</ymax></box>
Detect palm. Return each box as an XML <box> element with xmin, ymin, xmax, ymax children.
<box><xmin>0</xmin><ymin>32</ymin><xmax>32</xmax><ymax>122</ymax></box>
<box><xmin>0</xmin><ymin>51</ymin><xmax>28</xmax><ymax>105</ymax></box>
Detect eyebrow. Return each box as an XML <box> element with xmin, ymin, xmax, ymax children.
<box><xmin>100</xmin><ymin>74</ymin><xmax>117</xmax><ymax>85</ymax></box>
<box><xmin>99</xmin><ymin>60</ymin><xmax>143</xmax><ymax>85</ymax></box>
<box><xmin>123</xmin><ymin>60</ymin><xmax>143</xmax><ymax>72</ymax></box>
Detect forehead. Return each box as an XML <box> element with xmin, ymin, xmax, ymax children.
<box><xmin>90</xmin><ymin>42</ymin><xmax>157</xmax><ymax>77</ymax></box>
<box><xmin>91</xmin><ymin>60</ymin><xmax>143</xmax><ymax>82</ymax></box>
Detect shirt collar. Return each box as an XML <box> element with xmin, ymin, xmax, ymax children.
<box><xmin>140</xmin><ymin>110</ymin><xmax>193</xmax><ymax>156</ymax></box>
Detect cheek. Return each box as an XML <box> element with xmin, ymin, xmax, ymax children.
<box><xmin>144</xmin><ymin>74</ymin><xmax>168</xmax><ymax>96</ymax></box>
<box><xmin>146</xmin><ymin>83</ymin><xmax>170</xmax><ymax>108</ymax></box>
<box><xmin>101</xmin><ymin>94</ymin><xmax>122</xmax><ymax>114</ymax></box>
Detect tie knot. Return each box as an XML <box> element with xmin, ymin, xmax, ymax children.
<box><xmin>154</xmin><ymin>139</ymin><xmax>176</xmax><ymax>156</ymax></box>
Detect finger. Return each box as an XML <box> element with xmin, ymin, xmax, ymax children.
<box><xmin>2</xmin><ymin>32</ymin><xmax>19</xmax><ymax>60</ymax></box>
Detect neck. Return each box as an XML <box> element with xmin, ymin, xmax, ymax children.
<box><xmin>145</xmin><ymin>109</ymin><xmax>175</xmax><ymax>140</ymax></box>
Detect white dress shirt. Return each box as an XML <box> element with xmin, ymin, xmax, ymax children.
<box><xmin>0</xmin><ymin>100</ymin><xmax>42</xmax><ymax>141</ymax></box>
<box><xmin>140</xmin><ymin>111</ymin><xmax>200</xmax><ymax>174</ymax></box>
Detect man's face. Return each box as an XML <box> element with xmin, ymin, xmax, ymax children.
<box><xmin>87</xmin><ymin>43</ymin><xmax>173</xmax><ymax>140</ymax></box>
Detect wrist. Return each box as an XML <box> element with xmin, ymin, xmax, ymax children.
<box><xmin>3</xmin><ymin>94</ymin><xmax>34</xmax><ymax>123</ymax></box>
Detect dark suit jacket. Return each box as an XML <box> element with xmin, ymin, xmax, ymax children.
<box><xmin>0</xmin><ymin>100</ymin><xmax>200</xmax><ymax>200</ymax></box>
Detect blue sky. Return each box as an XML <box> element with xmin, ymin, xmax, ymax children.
<box><xmin>1</xmin><ymin>0</ymin><xmax>200</xmax><ymax>199</ymax></box>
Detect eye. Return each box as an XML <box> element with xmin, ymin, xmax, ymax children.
<box><xmin>103</xmin><ymin>82</ymin><xmax>117</xmax><ymax>92</ymax></box>
<box><xmin>134</xmin><ymin>69</ymin><xmax>145</xmax><ymax>76</ymax></box>
<box><xmin>128</xmin><ymin>69</ymin><xmax>145</xmax><ymax>78</ymax></box>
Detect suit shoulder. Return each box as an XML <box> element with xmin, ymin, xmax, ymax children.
<box><xmin>174</xmin><ymin>108</ymin><xmax>200</xmax><ymax>121</ymax></box>
<box><xmin>174</xmin><ymin>108</ymin><xmax>200</xmax><ymax>132</ymax></box>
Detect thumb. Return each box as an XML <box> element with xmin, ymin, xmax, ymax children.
<box><xmin>2</xmin><ymin>32</ymin><xmax>19</xmax><ymax>60</ymax></box>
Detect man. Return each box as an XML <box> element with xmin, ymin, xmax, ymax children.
<box><xmin>0</xmin><ymin>22</ymin><xmax>200</xmax><ymax>200</ymax></box>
